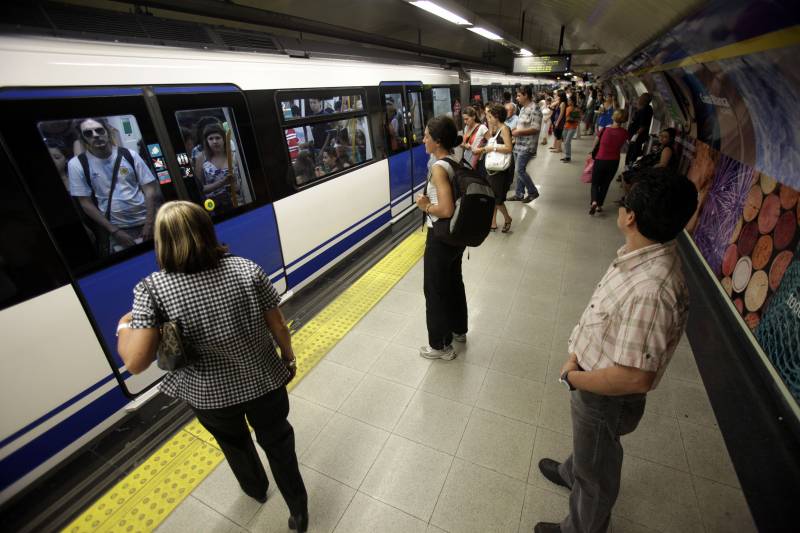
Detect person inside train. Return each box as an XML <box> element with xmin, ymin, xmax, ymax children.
<box><xmin>353</xmin><ymin>129</ymin><xmax>368</xmax><ymax>163</ymax></box>
<box><xmin>293</xmin><ymin>151</ymin><xmax>316</xmax><ymax>186</ymax></box>
<box><xmin>316</xmin><ymin>146</ymin><xmax>344</xmax><ymax>176</ymax></box>
<box><xmin>191</xmin><ymin>115</ymin><xmax>223</xmax><ymax>167</ymax></box>
<box><xmin>115</xmin><ymin>200</ymin><xmax>309</xmax><ymax>532</ymax></box>
<box><xmin>415</xmin><ymin>115</ymin><xmax>466</xmax><ymax>361</ymax></box>
<box><xmin>385</xmin><ymin>97</ymin><xmax>403</xmax><ymax>152</ymax></box>
<box><xmin>308</xmin><ymin>98</ymin><xmax>334</xmax><ymax>149</ymax></box>
<box><xmin>534</xmin><ymin>170</ymin><xmax>697</xmax><ymax>533</ymax></box>
<box><xmin>198</xmin><ymin>123</ymin><xmax>243</xmax><ymax>212</ymax></box>
<box><xmin>67</xmin><ymin>117</ymin><xmax>160</xmax><ymax>253</ymax></box>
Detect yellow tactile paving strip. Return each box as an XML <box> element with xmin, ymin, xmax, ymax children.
<box><xmin>64</xmin><ymin>229</ymin><xmax>427</xmax><ymax>533</ymax></box>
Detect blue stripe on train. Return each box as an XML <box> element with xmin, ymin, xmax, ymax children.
<box><xmin>0</xmin><ymin>87</ymin><xmax>143</xmax><ymax>100</ymax></box>
<box><xmin>0</xmin><ymin>386</ymin><xmax>129</xmax><ymax>492</ymax></box>
<box><xmin>286</xmin><ymin>209</ymin><xmax>391</xmax><ymax>288</ymax></box>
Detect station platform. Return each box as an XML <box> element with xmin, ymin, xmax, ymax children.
<box><xmin>68</xmin><ymin>135</ymin><xmax>757</xmax><ymax>533</ymax></box>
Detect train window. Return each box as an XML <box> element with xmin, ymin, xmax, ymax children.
<box><xmin>280</xmin><ymin>94</ymin><xmax>364</xmax><ymax>120</ymax></box>
<box><xmin>384</xmin><ymin>92</ymin><xmax>406</xmax><ymax>155</ymax></box>
<box><xmin>432</xmin><ymin>87</ymin><xmax>452</xmax><ymax>118</ymax></box>
<box><xmin>285</xmin><ymin>115</ymin><xmax>373</xmax><ymax>186</ymax></box>
<box><xmin>174</xmin><ymin>107</ymin><xmax>254</xmax><ymax>215</ymax></box>
<box><xmin>407</xmin><ymin>91</ymin><xmax>424</xmax><ymax>143</ymax></box>
<box><xmin>36</xmin><ymin>115</ymin><xmax>164</xmax><ymax>257</ymax></box>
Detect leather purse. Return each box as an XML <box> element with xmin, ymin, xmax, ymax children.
<box><xmin>143</xmin><ymin>277</ymin><xmax>199</xmax><ymax>371</ymax></box>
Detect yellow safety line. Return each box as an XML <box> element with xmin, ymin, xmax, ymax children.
<box><xmin>63</xmin><ymin>229</ymin><xmax>427</xmax><ymax>533</ymax></box>
<box><xmin>633</xmin><ymin>25</ymin><xmax>800</xmax><ymax>76</ymax></box>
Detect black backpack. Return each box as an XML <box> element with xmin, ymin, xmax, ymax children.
<box><xmin>425</xmin><ymin>158</ymin><xmax>495</xmax><ymax>248</ymax></box>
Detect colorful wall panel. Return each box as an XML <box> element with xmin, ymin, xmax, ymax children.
<box><xmin>609</xmin><ymin>0</ymin><xmax>800</xmax><ymax>404</ymax></box>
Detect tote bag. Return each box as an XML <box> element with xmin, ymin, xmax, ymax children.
<box><xmin>581</xmin><ymin>156</ymin><xmax>594</xmax><ymax>184</ymax></box>
<box><xmin>484</xmin><ymin>129</ymin><xmax>512</xmax><ymax>172</ymax></box>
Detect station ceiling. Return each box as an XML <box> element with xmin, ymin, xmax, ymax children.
<box><xmin>71</xmin><ymin>0</ymin><xmax>706</xmax><ymax>76</ymax></box>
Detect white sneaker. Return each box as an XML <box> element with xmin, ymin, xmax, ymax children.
<box><xmin>419</xmin><ymin>345</ymin><xmax>457</xmax><ymax>360</ymax></box>
<box><xmin>452</xmin><ymin>333</ymin><xmax>467</xmax><ymax>343</ymax></box>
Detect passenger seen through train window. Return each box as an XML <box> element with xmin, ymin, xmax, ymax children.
<box><xmin>37</xmin><ymin>115</ymin><xmax>163</xmax><ymax>256</ymax></box>
<box><xmin>175</xmin><ymin>108</ymin><xmax>254</xmax><ymax>215</ymax></box>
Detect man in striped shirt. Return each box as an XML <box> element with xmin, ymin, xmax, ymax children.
<box><xmin>534</xmin><ymin>169</ymin><xmax>698</xmax><ymax>533</ymax></box>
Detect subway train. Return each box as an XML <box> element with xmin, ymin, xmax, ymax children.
<box><xmin>0</xmin><ymin>34</ymin><xmax>549</xmax><ymax>504</ymax></box>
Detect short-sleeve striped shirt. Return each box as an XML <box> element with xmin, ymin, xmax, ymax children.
<box><xmin>130</xmin><ymin>255</ymin><xmax>290</xmax><ymax>409</ymax></box>
<box><xmin>568</xmin><ymin>241</ymin><xmax>689</xmax><ymax>389</ymax></box>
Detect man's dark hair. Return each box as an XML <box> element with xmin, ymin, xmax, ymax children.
<box><xmin>75</xmin><ymin>117</ymin><xmax>112</xmax><ymax>141</ymax></box>
<box><xmin>426</xmin><ymin>115</ymin><xmax>461</xmax><ymax>150</ymax></box>
<box><xmin>486</xmin><ymin>103</ymin><xmax>507</xmax><ymax>123</ymax></box>
<box><xmin>624</xmin><ymin>168</ymin><xmax>698</xmax><ymax>243</ymax></box>
<box><xmin>516</xmin><ymin>84</ymin><xmax>533</xmax><ymax>99</ymax></box>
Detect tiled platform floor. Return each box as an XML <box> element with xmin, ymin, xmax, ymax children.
<box><xmin>156</xmin><ymin>136</ymin><xmax>757</xmax><ymax>533</ymax></box>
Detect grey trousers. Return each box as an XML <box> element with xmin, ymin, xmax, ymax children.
<box><xmin>558</xmin><ymin>390</ymin><xmax>646</xmax><ymax>533</ymax></box>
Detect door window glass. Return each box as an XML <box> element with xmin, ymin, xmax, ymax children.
<box><xmin>36</xmin><ymin>115</ymin><xmax>165</xmax><ymax>257</ymax></box>
<box><xmin>174</xmin><ymin>107</ymin><xmax>254</xmax><ymax>215</ymax></box>
<box><xmin>384</xmin><ymin>92</ymin><xmax>405</xmax><ymax>155</ymax></box>
<box><xmin>432</xmin><ymin>87</ymin><xmax>452</xmax><ymax>119</ymax></box>
<box><xmin>407</xmin><ymin>91</ymin><xmax>424</xmax><ymax>144</ymax></box>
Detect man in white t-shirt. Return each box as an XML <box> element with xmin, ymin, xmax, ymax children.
<box><xmin>68</xmin><ymin>118</ymin><xmax>159</xmax><ymax>252</ymax></box>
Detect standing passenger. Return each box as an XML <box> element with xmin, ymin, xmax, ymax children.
<box><xmin>415</xmin><ymin>116</ymin><xmax>466</xmax><ymax>361</ymax></box>
<box><xmin>509</xmin><ymin>85</ymin><xmax>542</xmax><ymax>202</ymax></box>
<box><xmin>625</xmin><ymin>93</ymin><xmax>654</xmax><ymax>169</ymax></box>
<box><xmin>116</xmin><ymin>201</ymin><xmax>309</xmax><ymax>532</ymax></box>
<box><xmin>460</xmin><ymin>107</ymin><xmax>488</xmax><ymax>169</ymax></box>
<box><xmin>534</xmin><ymin>171</ymin><xmax>697</xmax><ymax>533</ymax></box>
<box><xmin>589</xmin><ymin>109</ymin><xmax>629</xmax><ymax>215</ymax></box>
<box><xmin>561</xmin><ymin>94</ymin><xmax>580</xmax><ymax>163</ymax></box>
<box><xmin>473</xmin><ymin>103</ymin><xmax>514</xmax><ymax>232</ymax></box>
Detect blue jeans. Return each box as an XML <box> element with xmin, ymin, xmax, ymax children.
<box><xmin>514</xmin><ymin>150</ymin><xmax>538</xmax><ymax>198</ymax></box>
<box><xmin>563</xmin><ymin>128</ymin><xmax>577</xmax><ymax>159</ymax></box>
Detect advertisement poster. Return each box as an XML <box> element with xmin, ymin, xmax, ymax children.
<box><xmin>756</xmin><ymin>239</ymin><xmax>800</xmax><ymax>402</ymax></box>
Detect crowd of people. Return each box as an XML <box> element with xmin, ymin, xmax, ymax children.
<box><xmin>108</xmin><ymin>81</ymin><xmax>695</xmax><ymax>533</ymax></box>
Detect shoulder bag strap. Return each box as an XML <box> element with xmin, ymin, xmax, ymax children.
<box><xmin>142</xmin><ymin>276</ymin><xmax>166</xmax><ymax>324</ymax></box>
<box><xmin>105</xmin><ymin>149</ymin><xmax>125</xmax><ymax>220</ymax></box>
<box><xmin>77</xmin><ymin>153</ymin><xmax>97</xmax><ymax>205</ymax></box>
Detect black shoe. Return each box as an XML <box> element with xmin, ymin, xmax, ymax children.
<box><xmin>534</xmin><ymin>522</ymin><xmax>562</xmax><ymax>533</ymax></box>
<box><xmin>589</xmin><ymin>203</ymin><xmax>597</xmax><ymax>216</ymax></box>
<box><xmin>288</xmin><ymin>511</ymin><xmax>309</xmax><ymax>532</ymax></box>
<box><xmin>561</xmin><ymin>158</ymin><xmax>571</xmax><ymax>162</ymax></box>
<box><xmin>522</xmin><ymin>190</ymin><xmax>540</xmax><ymax>203</ymax></box>
<box><xmin>508</xmin><ymin>195</ymin><xmax>524</xmax><ymax>201</ymax></box>
<box><xmin>539</xmin><ymin>458</ymin><xmax>570</xmax><ymax>489</ymax></box>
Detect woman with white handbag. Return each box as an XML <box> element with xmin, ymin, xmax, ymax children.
<box><xmin>474</xmin><ymin>103</ymin><xmax>514</xmax><ymax>232</ymax></box>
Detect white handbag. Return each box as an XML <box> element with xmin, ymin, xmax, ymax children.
<box><xmin>484</xmin><ymin>129</ymin><xmax>512</xmax><ymax>172</ymax></box>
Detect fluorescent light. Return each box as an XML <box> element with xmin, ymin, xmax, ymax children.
<box><xmin>410</xmin><ymin>1</ymin><xmax>471</xmax><ymax>25</ymax></box>
<box><xmin>467</xmin><ymin>26</ymin><xmax>503</xmax><ymax>40</ymax></box>
<box><xmin>519</xmin><ymin>49</ymin><xmax>533</xmax><ymax>56</ymax></box>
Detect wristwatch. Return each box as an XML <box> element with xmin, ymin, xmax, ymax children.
<box><xmin>559</xmin><ymin>370</ymin><xmax>576</xmax><ymax>391</ymax></box>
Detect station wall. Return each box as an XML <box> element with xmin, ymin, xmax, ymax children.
<box><xmin>608</xmin><ymin>0</ymin><xmax>800</xmax><ymax>404</ymax></box>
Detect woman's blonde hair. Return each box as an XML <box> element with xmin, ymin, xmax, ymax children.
<box><xmin>154</xmin><ymin>201</ymin><xmax>228</xmax><ymax>273</ymax></box>
<box><xmin>612</xmin><ymin>109</ymin><xmax>629</xmax><ymax>123</ymax></box>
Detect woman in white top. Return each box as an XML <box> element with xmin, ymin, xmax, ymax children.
<box><xmin>460</xmin><ymin>106</ymin><xmax>488</xmax><ymax>169</ymax></box>
<box><xmin>540</xmin><ymin>96</ymin><xmax>553</xmax><ymax>145</ymax></box>
<box><xmin>415</xmin><ymin>116</ymin><xmax>465</xmax><ymax>361</ymax></box>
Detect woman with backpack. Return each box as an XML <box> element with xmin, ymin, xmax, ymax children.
<box><xmin>415</xmin><ymin>116</ymin><xmax>467</xmax><ymax>361</ymax></box>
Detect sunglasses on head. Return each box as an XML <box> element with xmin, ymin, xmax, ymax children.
<box><xmin>82</xmin><ymin>127</ymin><xmax>106</xmax><ymax>138</ymax></box>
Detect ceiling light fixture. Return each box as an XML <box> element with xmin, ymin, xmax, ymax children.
<box><xmin>467</xmin><ymin>26</ymin><xmax>503</xmax><ymax>40</ymax></box>
<box><xmin>409</xmin><ymin>1</ymin><xmax>472</xmax><ymax>25</ymax></box>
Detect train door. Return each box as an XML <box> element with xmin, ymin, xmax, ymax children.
<box><xmin>153</xmin><ymin>85</ymin><xmax>287</xmax><ymax>295</ymax></box>
<box><xmin>380</xmin><ymin>82</ymin><xmax>426</xmax><ymax>220</ymax></box>
<box><xmin>0</xmin><ymin>87</ymin><xmax>177</xmax><ymax>396</ymax></box>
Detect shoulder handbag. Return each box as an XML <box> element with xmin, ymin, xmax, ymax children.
<box><xmin>484</xmin><ymin>128</ymin><xmax>512</xmax><ymax>172</ymax></box>
<box><xmin>142</xmin><ymin>276</ymin><xmax>199</xmax><ymax>371</ymax></box>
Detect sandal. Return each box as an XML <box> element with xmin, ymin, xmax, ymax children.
<box><xmin>502</xmin><ymin>220</ymin><xmax>512</xmax><ymax>233</ymax></box>
<box><xmin>490</xmin><ymin>226</ymin><xmax>498</xmax><ymax>232</ymax></box>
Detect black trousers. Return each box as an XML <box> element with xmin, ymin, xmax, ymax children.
<box><xmin>193</xmin><ymin>387</ymin><xmax>307</xmax><ymax>516</ymax></box>
<box><xmin>625</xmin><ymin>137</ymin><xmax>647</xmax><ymax>167</ymax></box>
<box><xmin>423</xmin><ymin>231</ymin><xmax>467</xmax><ymax>349</ymax></box>
<box><xmin>590</xmin><ymin>159</ymin><xmax>620</xmax><ymax>207</ymax></box>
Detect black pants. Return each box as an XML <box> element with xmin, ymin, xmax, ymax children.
<box><xmin>423</xmin><ymin>232</ymin><xmax>467</xmax><ymax>349</ymax></box>
<box><xmin>590</xmin><ymin>159</ymin><xmax>620</xmax><ymax>207</ymax></box>
<box><xmin>193</xmin><ymin>387</ymin><xmax>307</xmax><ymax>516</ymax></box>
<box><xmin>625</xmin><ymin>138</ymin><xmax>647</xmax><ymax>167</ymax></box>
<box><xmin>558</xmin><ymin>390</ymin><xmax>646</xmax><ymax>533</ymax></box>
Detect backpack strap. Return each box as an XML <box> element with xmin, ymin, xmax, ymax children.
<box><xmin>106</xmin><ymin>149</ymin><xmax>126</xmax><ymax>220</ymax></box>
<box><xmin>77</xmin><ymin>153</ymin><xmax>96</xmax><ymax>205</ymax></box>
<box><xmin>119</xmin><ymin>147</ymin><xmax>139</xmax><ymax>183</ymax></box>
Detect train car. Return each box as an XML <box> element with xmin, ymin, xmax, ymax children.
<box><xmin>0</xmin><ymin>34</ymin><xmax>550</xmax><ymax>505</ymax></box>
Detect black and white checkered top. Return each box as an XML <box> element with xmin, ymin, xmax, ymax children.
<box><xmin>130</xmin><ymin>255</ymin><xmax>291</xmax><ymax>409</ymax></box>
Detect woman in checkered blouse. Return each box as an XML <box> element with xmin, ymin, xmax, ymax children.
<box><xmin>116</xmin><ymin>201</ymin><xmax>309</xmax><ymax>532</ymax></box>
